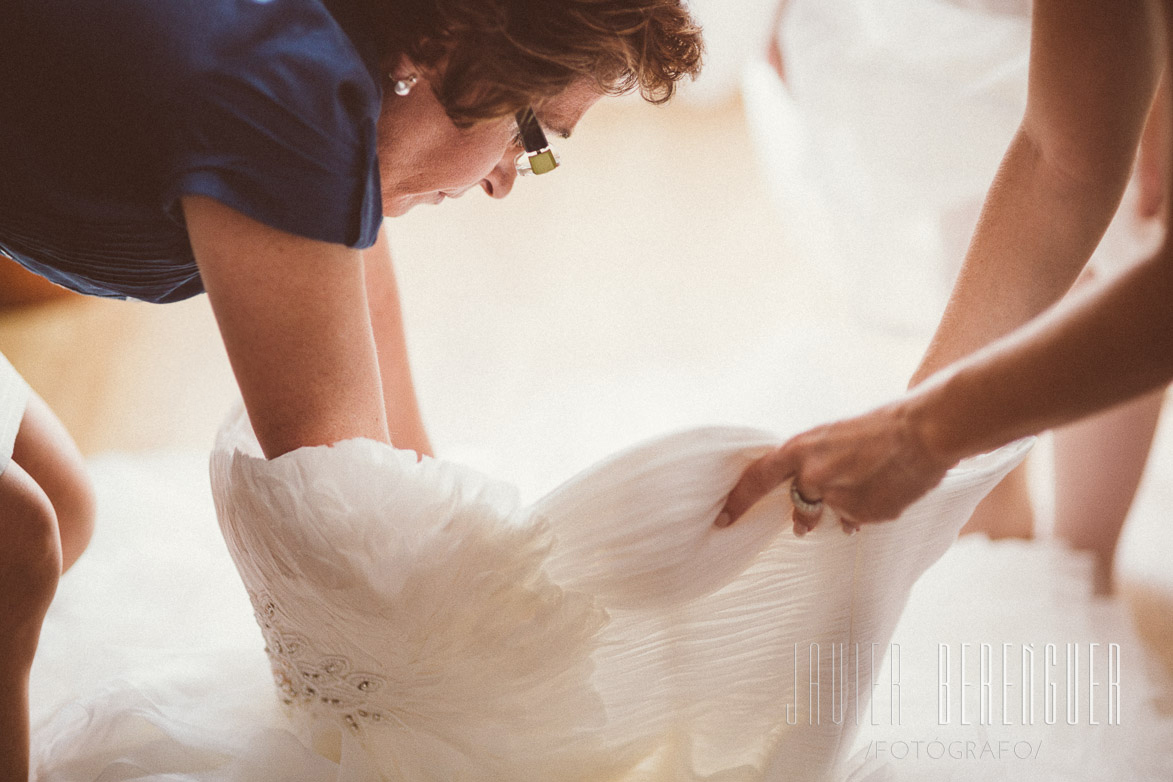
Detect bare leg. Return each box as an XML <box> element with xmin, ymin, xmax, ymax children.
<box><xmin>1053</xmin><ymin>390</ymin><xmax>1164</xmax><ymax>595</ymax></box>
<box><xmin>0</xmin><ymin>395</ymin><xmax>95</xmax><ymax>780</ymax></box>
<box><xmin>0</xmin><ymin>464</ymin><xmax>60</xmax><ymax>782</ymax></box>
<box><xmin>12</xmin><ymin>394</ymin><xmax>95</xmax><ymax>572</ymax></box>
<box><xmin>1050</xmin><ymin>78</ymin><xmax>1168</xmax><ymax>595</ymax></box>
<box><xmin>960</xmin><ymin>460</ymin><xmax>1036</xmax><ymax>539</ymax></box>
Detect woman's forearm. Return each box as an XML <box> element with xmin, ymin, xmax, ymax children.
<box><xmin>912</xmin><ymin>244</ymin><xmax>1173</xmax><ymax>465</ymax></box>
<box><xmin>363</xmin><ymin>228</ymin><xmax>433</xmax><ymax>457</ymax></box>
<box><xmin>909</xmin><ymin>128</ymin><xmax>1130</xmax><ymax>386</ymax></box>
<box><xmin>720</xmin><ymin>0</ymin><xmax>1170</xmax><ymax>529</ymax></box>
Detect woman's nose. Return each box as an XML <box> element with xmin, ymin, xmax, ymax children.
<box><xmin>480</xmin><ymin>152</ymin><xmax>518</xmax><ymax>199</ymax></box>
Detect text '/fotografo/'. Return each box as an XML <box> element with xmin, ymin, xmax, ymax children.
<box><xmin>862</xmin><ymin>739</ymin><xmax>1044</xmax><ymax>762</ymax></box>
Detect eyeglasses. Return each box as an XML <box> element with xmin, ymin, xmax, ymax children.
<box><xmin>514</xmin><ymin>107</ymin><xmax>560</xmax><ymax>176</ymax></box>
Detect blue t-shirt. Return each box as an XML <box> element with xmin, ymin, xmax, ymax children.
<box><xmin>0</xmin><ymin>0</ymin><xmax>384</xmax><ymax>303</ymax></box>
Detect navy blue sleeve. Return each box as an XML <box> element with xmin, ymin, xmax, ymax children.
<box><xmin>163</xmin><ymin>0</ymin><xmax>384</xmax><ymax>249</ymax></box>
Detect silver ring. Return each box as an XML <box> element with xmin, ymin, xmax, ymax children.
<box><xmin>789</xmin><ymin>482</ymin><xmax>823</xmax><ymax>515</ymax></box>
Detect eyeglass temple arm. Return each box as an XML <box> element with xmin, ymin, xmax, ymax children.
<box><xmin>515</xmin><ymin>108</ymin><xmax>550</xmax><ymax>153</ymax></box>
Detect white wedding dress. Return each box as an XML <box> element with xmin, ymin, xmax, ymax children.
<box><xmin>34</xmin><ymin>403</ymin><xmax>1030</xmax><ymax>781</ymax></box>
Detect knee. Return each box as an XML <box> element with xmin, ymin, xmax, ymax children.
<box><xmin>0</xmin><ymin>468</ymin><xmax>63</xmax><ymax>625</ymax></box>
<box><xmin>11</xmin><ymin>395</ymin><xmax>97</xmax><ymax>572</ymax></box>
<box><xmin>49</xmin><ymin>464</ymin><xmax>96</xmax><ymax>572</ymax></box>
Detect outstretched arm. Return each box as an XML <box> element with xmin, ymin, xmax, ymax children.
<box><xmin>719</xmin><ymin>241</ymin><xmax>1173</xmax><ymax>528</ymax></box>
<box><xmin>909</xmin><ymin>0</ymin><xmax>1161</xmax><ymax>386</ymax></box>
<box><xmin>719</xmin><ymin>0</ymin><xmax>1169</xmax><ymax>530</ymax></box>
<box><xmin>916</xmin><ymin>245</ymin><xmax>1173</xmax><ymax>465</ymax></box>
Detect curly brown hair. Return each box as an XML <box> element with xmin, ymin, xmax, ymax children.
<box><xmin>383</xmin><ymin>0</ymin><xmax>704</xmax><ymax>126</ymax></box>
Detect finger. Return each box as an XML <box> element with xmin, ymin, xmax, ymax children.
<box><xmin>717</xmin><ymin>445</ymin><xmax>801</xmax><ymax>528</ymax></box>
<box><xmin>790</xmin><ymin>502</ymin><xmax>823</xmax><ymax>535</ymax></box>
<box><xmin>791</xmin><ymin>509</ymin><xmax>820</xmax><ymax>537</ymax></box>
<box><xmin>840</xmin><ymin>519</ymin><xmax>860</xmax><ymax>536</ymax></box>
<box><xmin>788</xmin><ymin>477</ymin><xmax>825</xmax><ymax>531</ymax></box>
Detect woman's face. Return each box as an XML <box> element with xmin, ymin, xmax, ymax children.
<box><xmin>375</xmin><ymin>70</ymin><xmax>602</xmax><ymax>216</ymax></box>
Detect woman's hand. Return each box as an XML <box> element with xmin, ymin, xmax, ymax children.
<box><xmin>716</xmin><ymin>397</ymin><xmax>958</xmax><ymax>534</ymax></box>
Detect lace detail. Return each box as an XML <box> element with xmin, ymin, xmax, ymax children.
<box><xmin>248</xmin><ymin>590</ymin><xmax>389</xmax><ymax>736</ymax></box>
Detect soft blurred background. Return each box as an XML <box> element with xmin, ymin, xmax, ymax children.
<box><xmin>7</xmin><ymin>0</ymin><xmax>1173</xmax><ymax>733</ymax></box>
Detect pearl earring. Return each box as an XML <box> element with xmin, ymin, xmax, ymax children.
<box><xmin>390</xmin><ymin>74</ymin><xmax>417</xmax><ymax>96</ymax></box>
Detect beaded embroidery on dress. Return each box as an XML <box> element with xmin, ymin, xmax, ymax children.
<box><xmin>248</xmin><ymin>589</ymin><xmax>392</xmax><ymax>737</ymax></box>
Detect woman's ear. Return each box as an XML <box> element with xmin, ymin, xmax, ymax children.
<box><xmin>383</xmin><ymin>49</ymin><xmax>448</xmax><ymax>88</ymax></box>
<box><xmin>384</xmin><ymin>53</ymin><xmax>418</xmax><ymax>88</ymax></box>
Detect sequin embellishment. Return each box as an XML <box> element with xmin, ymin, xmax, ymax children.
<box><xmin>249</xmin><ymin>590</ymin><xmax>389</xmax><ymax>735</ymax></box>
